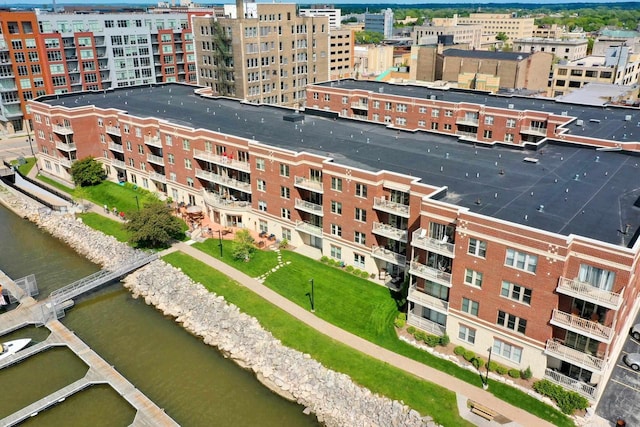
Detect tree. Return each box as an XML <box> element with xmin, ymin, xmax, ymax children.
<box><xmin>124</xmin><ymin>201</ymin><xmax>184</xmax><ymax>248</ymax></box>
<box><xmin>69</xmin><ymin>156</ymin><xmax>105</xmax><ymax>187</ymax></box>
<box><xmin>232</xmin><ymin>229</ymin><xmax>256</xmax><ymax>261</ymax></box>
<box><xmin>495</xmin><ymin>32</ymin><xmax>508</xmax><ymax>42</ymax></box>
<box><xmin>355</xmin><ymin>31</ymin><xmax>385</xmax><ymax>45</ymax></box>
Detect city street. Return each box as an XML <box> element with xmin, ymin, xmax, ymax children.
<box><xmin>596</xmin><ymin>311</ymin><xmax>640</xmax><ymax>426</ymax></box>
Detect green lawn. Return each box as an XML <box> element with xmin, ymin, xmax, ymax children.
<box><xmin>76</xmin><ymin>212</ymin><xmax>129</xmax><ymax>243</ymax></box>
<box><xmin>193</xmin><ymin>239</ymin><xmax>280</xmax><ymax>277</ymax></box>
<box><xmin>36</xmin><ymin>174</ymin><xmax>75</xmax><ymax>194</ymax></box>
<box><xmin>10</xmin><ymin>157</ymin><xmax>36</xmax><ymax>176</ymax></box>
<box><xmin>163</xmin><ymin>251</ymin><xmax>474</xmax><ymax>427</ymax></box>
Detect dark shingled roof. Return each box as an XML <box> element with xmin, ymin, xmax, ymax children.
<box><xmin>38</xmin><ymin>83</ymin><xmax>640</xmax><ymax>248</ymax></box>
<box><xmin>441</xmin><ymin>48</ymin><xmax>532</xmax><ymax>61</ymax></box>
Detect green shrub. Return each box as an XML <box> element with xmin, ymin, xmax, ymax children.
<box><xmin>471</xmin><ymin>357</ymin><xmax>484</xmax><ymax>369</ymax></box>
<box><xmin>327</xmin><ymin>258</ymin><xmax>337</xmax><ymax>266</ymax></box>
<box><xmin>320</xmin><ymin>256</ymin><xmax>329</xmax><ymax>263</ymax></box>
<box><xmin>439</xmin><ymin>334</ymin><xmax>450</xmax><ymax>346</ymax></box>
<box><xmin>521</xmin><ymin>366</ymin><xmax>533</xmax><ymax>380</ymax></box>
<box><xmin>396</xmin><ymin>312</ymin><xmax>407</xmax><ymax>321</ymax></box>
<box><xmin>394</xmin><ymin>318</ymin><xmax>406</xmax><ymax>328</ymax></box>
<box><xmin>533</xmin><ymin>380</ymin><xmax>589</xmax><ymax>414</ymax></box>
<box><xmin>360</xmin><ymin>271</ymin><xmax>370</xmax><ymax>279</ymax></box>
<box><xmin>486</xmin><ymin>361</ymin><xmax>499</xmax><ymax>372</ymax></box>
<box><xmin>496</xmin><ymin>365</ymin><xmax>509</xmax><ymax>375</ymax></box>
<box><xmin>463</xmin><ymin>350</ymin><xmax>476</xmax><ymax>362</ymax></box>
<box><xmin>406</xmin><ymin>326</ymin><xmax>416</xmax><ymax>335</ymax></box>
<box><xmin>508</xmin><ymin>369</ymin><xmax>521</xmax><ymax>379</ymax></box>
<box><xmin>454</xmin><ymin>346</ymin><xmax>466</xmax><ymax>356</ymax></box>
<box><xmin>345</xmin><ymin>265</ymin><xmax>354</xmax><ymax>273</ymax></box>
<box><xmin>278</xmin><ymin>238</ymin><xmax>289</xmax><ymax>249</ymax></box>
<box><xmin>414</xmin><ymin>330</ymin><xmax>427</xmax><ymax>342</ymax></box>
<box><xmin>352</xmin><ymin>268</ymin><xmax>362</xmax><ymax>276</ymax></box>
<box><xmin>424</xmin><ymin>334</ymin><xmax>440</xmax><ymax>347</ymax></box>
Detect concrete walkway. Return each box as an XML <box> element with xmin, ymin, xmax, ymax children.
<box><xmin>166</xmin><ymin>242</ymin><xmax>555</xmax><ymax>427</ymax></box>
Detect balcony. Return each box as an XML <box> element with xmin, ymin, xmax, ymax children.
<box><xmin>112</xmin><ymin>159</ymin><xmax>126</xmax><ymax>169</ymax></box>
<box><xmin>106</xmin><ymin>126</ymin><xmax>121</xmax><ymax>136</ymax></box>
<box><xmin>556</xmin><ymin>277</ymin><xmax>623</xmax><ymax>311</ymax></box>
<box><xmin>408</xmin><ymin>285</ymin><xmax>449</xmax><ymax>313</ymax></box>
<box><xmin>409</xmin><ymin>260</ymin><xmax>451</xmax><ymax>287</ymax></box>
<box><xmin>0</xmin><ymin>84</ymin><xmax>16</xmax><ymax>92</ymax></box>
<box><xmin>407</xmin><ymin>311</ymin><xmax>446</xmax><ymax>336</ymax></box>
<box><xmin>294</xmin><ymin>198</ymin><xmax>323</xmax><ymax>216</ymax></box>
<box><xmin>144</xmin><ymin>135</ymin><xmax>162</xmax><ymax>148</ymax></box>
<box><xmin>544</xmin><ymin>339</ymin><xmax>606</xmax><ymax>373</ymax></box>
<box><xmin>146</xmin><ymin>153</ymin><xmax>165</xmax><ymax>166</ymax></box>
<box><xmin>455</xmin><ymin>117</ymin><xmax>479</xmax><ymax>126</ymax></box>
<box><xmin>149</xmin><ymin>171</ymin><xmax>166</xmax><ymax>183</ymax></box>
<box><xmin>201</xmin><ymin>190</ymin><xmax>251</xmax><ymax>212</ymax></box>
<box><xmin>371</xmin><ymin>246</ymin><xmax>406</xmax><ymax>266</ymax></box>
<box><xmin>411</xmin><ymin>229</ymin><xmax>455</xmax><ymax>257</ymax></box>
<box><xmin>544</xmin><ymin>369</ymin><xmax>597</xmax><ymax>400</ymax></box>
<box><xmin>372</xmin><ymin>222</ymin><xmax>408</xmax><ymax>243</ymax></box>
<box><xmin>55</xmin><ymin>141</ymin><xmax>76</xmax><ymax>152</ymax></box>
<box><xmin>550</xmin><ymin>309</ymin><xmax>613</xmax><ymax>343</ymax></box>
<box><xmin>351</xmin><ymin>102</ymin><xmax>368</xmax><ymax>110</ymax></box>
<box><xmin>58</xmin><ymin>157</ymin><xmax>75</xmax><ymax>168</ymax></box>
<box><xmin>373</xmin><ymin>197</ymin><xmax>410</xmax><ymax>218</ymax></box>
<box><xmin>108</xmin><ymin>142</ymin><xmax>124</xmax><ymax>153</ymax></box>
<box><xmin>193</xmin><ymin>149</ymin><xmax>251</xmax><ymax>173</ymax></box>
<box><xmin>195</xmin><ymin>169</ymin><xmax>251</xmax><ymax>193</ymax></box>
<box><xmin>295</xmin><ymin>220</ymin><xmax>323</xmax><ymax>237</ymax></box>
<box><xmin>520</xmin><ymin>126</ymin><xmax>547</xmax><ymax>136</ymax></box>
<box><xmin>294</xmin><ymin>176</ymin><xmax>323</xmax><ymax>193</ymax></box>
<box><xmin>456</xmin><ymin>130</ymin><xmax>477</xmax><ymax>140</ymax></box>
<box><xmin>52</xmin><ymin>124</ymin><xmax>73</xmax><ymax>135</ymax></box>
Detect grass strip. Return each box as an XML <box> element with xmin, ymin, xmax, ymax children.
<box><xmin>163</xmin><ymin>251</ymin><xmax>474</xmax><ymax>427</ymax></box>
<box><xmin>76</xmin><ymin>212</ymin><xmax>129</xmax><ymax>243</ymax></box>
<box><xmin>192</xmin><ymin>239</ymin><xmax>280</xmax><ymax>277</ymax></box>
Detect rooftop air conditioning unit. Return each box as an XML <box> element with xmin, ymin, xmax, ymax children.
<box><xmin>625</xmin><ymin>115</ymin><xmax>632</xmax><ymax>121</ymax></box>
<box><xmin>508</xmin><ymin>104</ymin><xmax>514</xmax><ymax>109</ymax></box>
<box><xmin>576</xmin><ymin>119</ymin><xmax>584</xmax><ymax>126</ymax></box>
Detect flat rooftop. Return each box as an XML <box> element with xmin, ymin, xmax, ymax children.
<box><xmin>39</xmin><ymin>84</ymin><xmax>640</xmax><ymax>247</ymax></box>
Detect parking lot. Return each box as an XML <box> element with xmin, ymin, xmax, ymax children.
<box><xmin>596</xmin><ymin>312</ymin><xmax>640</xmax><ymax>426</ymax></box>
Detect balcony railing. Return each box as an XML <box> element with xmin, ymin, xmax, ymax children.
<box><xmin>294</xmin><ymin>176</ymin><xmax>324</xmax><ymax>193</ymax></box>
<box><xmin>58</xmin><ymin>157</ymin><xmax>75</xmax><ymax>168</ymax></box>
<box><xmin>55</xmin><ymin>141</ymin><xmax>76</xmax><ymax>151</ymax></box>
<box><xmin>351</xmin><ymin>102</ymin><xmax>368</xmax><ymax>110</ymax></box>
<box><xmin>544</xmin><ymin>368</ymin><xmax>598</xmax><ymax>400</ymax></box>
<box><xmin>52</xmin><ymin>124</ymin><xmax>73</xmax><ymax>135</ymax></box>
<box><xmin>144</xmin><ymin>135</ymin><xmax>162</xmax><ymax>148</ymax></box>
<box><xmin>520</xmin><ymin>126</ymin><xmax>547</xmax><ymax>136</ymax></box>
<box><xmin>409</xmin><ymin>260</ymin><xmax>452</xmax><ymax>286</ymax></box>
<box><xmin>146</xmin><ymin>153</ymin><xmax>165</xmax><ymax>166</ymax></box>
<box><xmin>294</xmin><ymin>198</ymin><xmax>323</xmax><ymax>216</ymax></box>
<box><xmin>149</xmin><ymin>171</ymin><xmax>166</xmax><ymax>183</ymax></box>
<box><xmin>408</xmin><ymin>285</ymin><xmax>449</xmax><ymax>313</ymax></box>
<box><xmin>407</xmin><ymin>312</ymin><xmax>446</xmax><ymax>336</ymax></box>
<box><xmin>112</xmin><ymin>159</ymin><xmax>126</xmax><ymax>169</ymax></box>
<box><xmin>455</xmin><ymin>117</ymin><xmax>479</xmax><ymax>126</ymax></box>
<box><xmin>411</xmin><ymin>229</ymin><xmax>455</xmax><ymax>256</ymax></box>
<box><xmin>556</xmin><ymin>277</ymin><xmax>623</xmax><ymax>311</ymax></box>
<box><xmin>544</xmin><ymin>339</ymin><xmax>606</xmax><ymax>373</ymax></box>
<box><xmin>201</xmin><ymin>190</ymin><xmax>251</xmax><ymax>212</ymax></box>
<box><xmin>105</xmin><ymin>126</ymin><xmax>121</xmax><ymax>136</ymax></box>
<box><xmin>295</xmin><ymin>220</ymin><xmax>323</xmax><ymax>237</ymax></box>
<box><xmin>372</xmin><ymin>222</ymin><xmax>408</xmax><ymax>243</ymax></box>
<box><xmin>456</xmin><ymin>130</ymin><xmax>477</xmax><ymax>140</ymax></box>
<box><xmin>371</xmin><ymin>246</ymin><xmax>406</xmax><ymax>266</ymax></box>
<box><xmin>108</xmin><ymin>142</ymin><xmax>124</xmax><ymax>153</ymax></box>
<box><xmin>195</xmin><ymin>169</ymin><xmax>251</xmax><ymax>193</ymax></box>
<box><xmin>193</xmin><ymin>149</ymin><xmax>251</xmax><ymax>172</ymax></box>
<box><xmin>550</xmin><ymin>309</ymin><xmax>613</xmax><ymax>343</ymax></box>
<box><xmin>373</xmin><ymin>197</ymin><xmax>410</xmax><ymax>218</ymax></box>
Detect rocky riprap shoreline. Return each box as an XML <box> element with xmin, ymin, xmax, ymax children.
<box><xmin>1</xmin><ymin>187</ymin><xmax>436</xmax><ymax>427</ymax></box>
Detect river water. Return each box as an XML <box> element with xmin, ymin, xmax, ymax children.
<box><xmin>0</xmin><ymin>204</ymin><xmax>318</xmax><ymax>426</ymax></box>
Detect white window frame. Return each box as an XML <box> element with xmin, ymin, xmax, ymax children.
<box><xmin>464</xmin><ymin>269</ymin><xmax>483</xmax><ymax>288</ymax></box>
<box><xmin>493</xmin><ymin>338</ymin><xmax>523</xmax><ymax>364</ymax></box>
<box><xmin>458</xmin><ymin>325</ymin><xmax>476</xmax><ymax>344</ymax></box>
<box><xmin>468</xmin><ymin>238</ymin><xmax>487</xmax><ymax>258</ymax></box>
<box><xmin>501</xmin><ymin>281</ymin><xmax>532</xmax><ymax>305</ymax></box>
<box><xmin>505</xmin><ymin>248</ymin><xmax>538</xmax><ymax>273</ymax></box>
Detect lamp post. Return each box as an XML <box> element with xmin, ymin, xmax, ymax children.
<box><xmin>133</xmin><ymin>195</ymin><xmax>140</xmax><ymax>211</ymax></box>
<box><xmin>484</xmin><ymin>346</ymin><xmax>493</xmax><ymax>390</ymax></box>
<box><xmin>309</xmin><ymin>278</ymin><xmax>315</xmax><ymax>312</ymax></box>
<box><xmin>218</xmin><ymin>229</ymin><xmax>223</xmax><ymax>257</ymax></box>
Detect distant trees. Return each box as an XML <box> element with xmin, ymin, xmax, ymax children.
<box><xmin>355</xmin><ymin>31</ymin><xmax>385</xmax><ymax>45</ymax></box>
<box><xmin>69</xmin><ymin>157</ymin><xmax>105</xmax><ymax>187</ymax></box>
<box><xmin>124</xmin><ymin>201</ymin><xmax>184</xmax><ymax>248</ymax></box>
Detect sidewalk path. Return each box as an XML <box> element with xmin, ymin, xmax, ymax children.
<box><xmin>169</xmin><ymin>242</ymin><xmax>555</xmax><ymax>427</ymax></box>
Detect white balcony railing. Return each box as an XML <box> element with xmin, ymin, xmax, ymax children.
<box><xmin>409</xmin><ymin>260</ymin><xmax>452</xmax><ymax>286</ymax></box>
<box><xmin>192</xmin><ymin>149</ymin><xmax>251</xmax><ymax>172</ymax></box>
<box><xmin>520</xmin><ymin>126</ymin><xmax>547</xmax><ymax>136</ymax></box>
<box><xmin>544</xmin><ymin>368</ymin><xmax>598</xmax><ymax>400</ymax></box>
<box><xmin>408</xmin><ymin>285</ymin><xmax>449</xmax><ymax>313</ymax></box>
<box><xmin>201</xmin><ymin>190</ymin><xmax>251</xmax><ymax>212</ymax></box>
<box><xmin>105</xmin><ymin>126</ymin><xmax>121</xmax><ymax>136</ymax></box>
<box><xmin>146</xmin><ymin>153</ymin><xmax>165</xmax><ymax>166</ymax></box>
<box><xmin>294</xmin><ymin>176</ymin><xmax>324</xmax><ymax>193</ymax></box>
<box><xmin>544</xmin><ymin>339</ymin><xmax>606</xmax><ymax>373</ymax></box>
<box><xmin>373</xmin><ymin>197</ymin><xmax>410</xmax><ymax>218</ymax></box>
<box><xmin>455</xmin><ymin>117</ymin><xmax>479</xmax><ymax>126</ymax></box>
<box><xmin>556</xmin><ymin>277</ymin><xmax>623</xmax><ymax>311</ymax></box>
<box><xmin>108</xmin><ymin>142</ymin><xmax>124</xmax><ymax>153</ymax></box>
<box><xmin>295</xmin><ymin>220</ymin><xmax>323</xmax><ymax>237</ymax></box>
<box><xmin>371</xmin><ymin>246</ymin><xmax>406</xmax><ymax>266</ymax></box>
<box><xmin>294</xmin><ymin>198</ymin><xmax>323</xmax><ymax>216</ymax></box>
<box><xmin>149</xmin><ymin>171</ymin><xmax>166</xmax><ymax>183</ymax></box>
<box><xmin>351</xmin><ymin>102</ymin><xmax>368</xmax><ymax>110</ymax></box>
<box><xmin>55</xmin><ymin>141</ymin><xmax>77</xmax><ymax>151</ymax></box>
<box><xmin>550</xmin><ymin>309</ymin><xmax>613</xmax><ymax>343</ymax></box>
<box><xmin>195</xmin><ymin>169</ymin><xmax>252</xmax><ymax>193</ymax></box>
<box><xmin>411</xmin><ymin>229</ymin><xmax>455</xmax><ymax>256</ymax></box>
<box><xmin>58</xmin><ymin>157</ymin><xmax>75</xmax><ymax>168</ymax></box>
<box><xmin>144</xmin><ymin>135</ymin><xmax>162</xmax><ymax>148</ymax></box>
<box><xmin>456</xmin><ymin>130</ymin><xmax>477</xmax><ymax>140</ymax></box>
<box><xmin>112</xmin><ymin>159</ymin><xmax>126</xmax><ymax>169</ymax></box>
<box><xmin>407</xmin><ymin>312</ymin><xmax>446</xmax><ymax>336</ymax></box>
<box><xmin>52</xmin><ymin>124</ymin><xmax>73</xmax><ymax>135</ymax></box>
<box><xmin>372</xmin><ymin>222</ymin><xmax>408</xmax><ymax>243</ymax></box>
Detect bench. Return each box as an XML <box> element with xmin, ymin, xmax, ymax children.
<box><xmin>469</xmin><ymin>401</ymin><xmax>497</xmax><ymax>421</ymax></box>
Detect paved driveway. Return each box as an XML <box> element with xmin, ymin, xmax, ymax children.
<box><xmin>596</xmin><ymin>312</ymin><xmax>640</xmax><ymax>426</ymax></box>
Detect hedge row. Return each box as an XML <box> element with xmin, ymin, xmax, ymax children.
<box><xmin>320</xmin><ymin>256</ymin><xmax>371</xmax><ymax>279</ymax></box>
<box><xmin>453</xmin><ymin>346</ymin><xmax>532</xmax><ymax>380</ymax></box>
<box><xmin>533</xmin><ymin>379</ymin><xmax>589</xmax><ymax>414</ymax></box>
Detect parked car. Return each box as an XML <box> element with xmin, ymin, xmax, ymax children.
<box><xmin>631</xmin><ymin>324</ymin><xmax>640</xmax><ymax>341</ymax></box>
<box><xmin>623</xmin><ymin>353</ymin><xmax>640</xmax><ymax>371</ymax></box>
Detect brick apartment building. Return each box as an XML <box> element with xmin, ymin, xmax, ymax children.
<box><xmin>29</xmin><ymin>80</ymin><xmax>640</xmax><ymax>403</ymax></box>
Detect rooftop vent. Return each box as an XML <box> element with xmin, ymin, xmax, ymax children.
<box><xmin>576</xmin><ymin>119</ymin><xmax>584</xmax><ymax>126</ymax></box>
<box><xmin>430</xmin><ymin>95</ymin><xmax>436</xmax><ymax>100</ymax></box>
<box><xmin>508</xmin><ymin>104</ymin><xmax>514</xmax><ymax>109</ymax></box>
<box><xmin>283</xmin><ymin>114</ymin><xmax>304</xmax><ymax>123</ymax></box>
<box><xmin>561</xmin><ymin>111</ymin><xmax>568</xmax><ymax>116</ymax></box>
<box><xmin>379</xmin><ymin>87</ymin><xmax>384</xmax><ymax>93</ymax></box>
<box><xmin>625</xmin><ymin>115</ymin><xmax>632</xmax><ymax>121</ymax></box>
<box><xmin>589</xmin><ymin>119</ymin><xmax>601</xmax><ymax>123</ymax></box>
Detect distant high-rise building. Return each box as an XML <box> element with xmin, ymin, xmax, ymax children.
<box><xmin>299</xmin><ymin>5</ymin><xmax>342</xmax><ymax>30</ymax></box>
<box><xmin>364</xmin><ymin>8</ymin><xmax>393</xmax><ymax>39</ymax></box>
